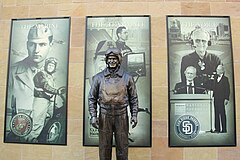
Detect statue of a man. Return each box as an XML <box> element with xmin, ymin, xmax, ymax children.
<box><xmin>88</xmin><ymin>48</ymin><xmax>139</xmax><ymax>160</ymax></box>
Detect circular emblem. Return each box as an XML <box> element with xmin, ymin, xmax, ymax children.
<box><xmin>10</xmin><ymin>113</ymin><xmax>32</xmax><ymax>137</ymax></box>
<box><xmin>175</xmin><ymin>115</ymin><xmax>200</xmax><ymax>140</ymax></box>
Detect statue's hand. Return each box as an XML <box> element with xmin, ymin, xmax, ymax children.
<box><xmin>90</xmin><ymin>117</ymin><xmax>99</xmax><ymax>129</ymax></box>
<box><xmin>131</xmin><ymin>116</ymin><xmax>138</xmax><ymax>129</ymax></box>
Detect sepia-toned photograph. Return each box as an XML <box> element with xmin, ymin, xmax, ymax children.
<box><xmin>4</xmin><ymin>17</ymin><xmax>71</xmax><ymax>145</ymax></box>
<box><xmin>83</xmin><ymin>16</ymin><xmax>152</xmax><ymax>147</ymax></box>
<box><xmin>167</xmin><ymin>16</ymin><xmax>236</xmax><ymax>147</ymax></box>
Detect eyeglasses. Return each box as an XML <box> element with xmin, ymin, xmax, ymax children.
<box><xmin>194</xmin><ymin>39</ymin><xmax>207</xmax><ymax>44</ymax></box>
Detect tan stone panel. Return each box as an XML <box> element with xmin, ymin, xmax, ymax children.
<box><xmin>147</xmin><ymin>0</ymin><xmax>164</xmax><ymax>2</ymax></box>
<box><xmin>85</xmin><ymin>147</ymin><xmax>99</xmax><ymax>160</ymax></box>
<box><xmin>68</xmin><ymin>63</ymin><xmax>84</xmax><ymax>88</ymax></box>
<box><xmin>16</xmin><ymin>0</ymin><xmax>30</xmax><ymax>5</ymax></box>
<box><xmin>232</xmin><ymin>46</ymin><xmax>240</xmax><ymax>63</ymax></box>
<box><xmin>69</xmin><ymin>47</ymin><xmax>84</xmax><ymax>63</ymax></box>
<box><xmin>149</xmin><ymin>2</ymin><xmax>181</xmax><ymax>16</ymax></box>
<box><xmin>71</xmin><ymin>18</ymin><xmax>85</xmax><ymax>48</ymax></box>
<box><xmin>115</xmin><ymin>2</ymin><xmax>149</xmax><ymax>14</ymax></box>
<box><xmin>3</xmin><ymin>0</ymin><xmax>16</xmax><ymax>6</ymax></box>
<box><xmin>71</xmin><ymin>3</ymin><xmax>87</xmax><ymax>17</ymax></box>
<box><xmin>0</xmin><ymin>86</ymin><xmax>6</xmax><ymax>116</ymax></box>
<box><xmin>151</xmin><ymin>137</ymin><xmax>183</xmax><ymax>160</ymax></box>
<box><xmin>57</xmin><ymin>3</ymin><xmax>87</xmax><ymax>17</ymax></box>
<box><xmin>231</xmin><ymin>17</ymin><xmax>240</xmax><ymax>63</ymax></box>
<box><xmin>0</xmin><ymin>144</ymin><xmax>21</xmax><ymax>160</ymax></box>
<box><xmin>0</xmin><ymin>21</ymin><xmax>11</xmax><ymax>49</ymax></box>
<box><xmin>68</xmin><ymin>86</ymin><xmax>83</xmax><ymax>110</ymax></box>
<box><xmin>234</xmin><ymin>63</ymin><xmax>240</xmax><ymax>86</ymax></box>
<box><xmin>1</xmin><ymin>6</ymin><xmax>28</xmax><ymax>20</ymax></box>
<box><xmin>151</xmin><ymin>17</ymin><xmax>161</xmax><ymax>47</ymax></box>
<box><xmin>197</xmin><ymin>0</ymin><xmax>224</xmax><ymax>1</ymax></box>
<box><xmin>152</xmin><ymin>46</ymin><xmax>167</xmax><ymax>63</ymax></box>
<box><xmin>227</xmin><ymin>0</ymin><xmax>240</xmax><ymax>2</ymax></box>
<box><xmin>235</xmin><ymin>86</ymin><xmax>240</xmax><ymax>119</ymax></box>
<box><xmin>129</xmin><ymin>148</ymin><xmax>151</xmax><ymax>160</ymax></box>
<box><xmin>152</xmin><ymin>120</ymin><xmax>167</xmax><ymax>137</ymax></box>
<box><xmin>45</xmin><ymin>0</ymin><xmax>72</xmax><ymax>4</ymax></box>
<box><xmin>181</xmin><ymin>2</ymin><xmax>210</xmax><ymax>15</ymax></box>
<box><xmin>68</xmin><ymin>119</ymin><xmax>83</xmax><ymax>136</ymax></box>
<box><xmin>85</xmin><ymin>2</ymin><xmax>122</xmax><ymax>15</ymax></box>
<box><xmin>29</xmin><ymin>5</ymin><xmax>58</xmax><ymax>18</ymax></box>
<box><xmin>0</xmin><ymin>63</ymin><xmax>7</xmax><ymax>87</ymax></box>
<box><xmin>152</xmin><ymin>62</ymin><xmax>167</xmax><ymax>86</ymax></box>
<box><xmin>21</xmin><ymin>145</ymin><xmax>52</xmax><ymax>160</ymax></box>
<box><xmin>218</xmin><ymin>147</ymin><xmax>240</xmax><ymax>160</ymax></box>
<box><xmin>73</xmin><ymin>0</ymin><xmax>97</xmax><ymax>2</ymax></box>
<box><xmin>0</xmin><ymin>49</ymin><xmax>8</xmax><ymax>64</ymax></box>
<box><xmin>52</xmin><ymin>135</ymin><xmax>84</xmax><ymax>160</ymax></box>
<box><xmin>151</xmin><ymin>17</ymin><xmax>167</xmax><ymax>47</ymax></box>
<box><xmin>185</xmin><ymin>148</ymin><xmax>217</xmax><ymax>160</ymax></box>
<box><xmin>211</xmin><ymin>3</ymin><xmax>240</xmax><ymax>16</ymax></box>
<box><xmin>68</xmin><ymin>93</ymin><xmax>83</xmax><ymax>119</ymax></box>
<box><xmin>29</xmin><ymin>0</ymin><xmax>44</xmax><ymax>5</ymax></box>
<box><xmin>0</xmin><ymin>116</ymin><xmax>3</xmax><ymax>133</ymax></box>
<box><xmin>152</xmin><ymin>86</ymin><xmax>168</xmax><ymax>120</ymax></box>
<box><xmin>236</xmin><ymin>118</ymin><xmax>240</xmax><ymax>135</ymax></box>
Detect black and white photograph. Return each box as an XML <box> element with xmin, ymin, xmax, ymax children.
<box><xmin>4</xmin><ymin>17</ymin><xmax>70</xmax><ymax>145</ymax></box>
<box><xmin>83</xmin><ymin>16</ymin><xmax>152</xmax><ymax>147</ymax></box>
<box><xmin>167</xmin><ymin>16</ymin><xmax>236</xmax><ymax>147</ymax></box>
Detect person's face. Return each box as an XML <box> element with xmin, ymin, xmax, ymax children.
<box><xmin>185</xmin><ymin>68</ymin><xmax>196</xmax><ymax>81</ymax></box>
<box><xmin>216</xmin><ymin>65</ymin><xmax>224</xmax><ymax>75</ymax></box>
<box><xmin>118</xmin><ymin>28</ymin><xmax>129</xmax><ymax>41</ymax></box>
<box><xmin>27</xmin><ymin>38</ymin><xmax>52</xmax><ymax>63</ymax></box>
<box><xmin>106</xmin><ymin>55</ymin><xmax>119</xmax><ymax>69</ymax></box>
<box><xmin>47</xmin><ymin>63</ymin><xmax>55</xmax><ymax>73</ymax></box>
<box><xmin>192</xmin><ymin>31</ymin><xmax>209</xmax><ymax>58</ymax></box>
<box><xmin>94</xmin><ymin>55</ymin><xmax>106</xmax><ymax>73</ymax></box>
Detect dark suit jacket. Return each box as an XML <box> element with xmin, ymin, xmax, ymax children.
<box><xmin>174</xmin><ymin>80</ymin><xmax>206</xmax><ymax>94</ymax></box>
<box><xmin>180</xmin><ymin>51</ymin><xmax>222</xmax><ymax>82</ymax></box>
<box><xmin>213</xmin><ymin>76</ymin><xmax>230</xmax><ymax>102</ymax></box>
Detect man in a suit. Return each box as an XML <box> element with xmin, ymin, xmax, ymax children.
<box><xmin>180</xmin><ymin>28</ymin><xmax>222</xmax><ymax>84</ymax></box>
<box><xmin>115</xmin><ymin>26</ymin><xmax>132</xmax><ymax>71</ymax></box>
<box><xmin>174</xmin><ymin>66</ymin><xmax>206</xmax><ymax>94</ymax></box>
<box><xmin>213</xmin><ymin>64</ymin><xmax>230</xmax><ymax>133</ymax></box>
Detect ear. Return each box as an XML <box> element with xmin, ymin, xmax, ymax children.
<box><xmin>208</xmin><ymin>41</ymin><xmax>211</xmax><ymax>46</ymax></box>
<box><xmin>49</xmin><ymin>42</ymin><xmax>53</xmax><ymax>47</ymax></box>
<box><xmin>191</xmin><ymin>39</ymin><xmax>196</xmax><ymax>48</ymax></box>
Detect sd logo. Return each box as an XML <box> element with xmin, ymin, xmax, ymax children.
<box><xmin>175</xmin><ymin>115</ymin><xmax>200</xmax><ymax>140</ymax></box>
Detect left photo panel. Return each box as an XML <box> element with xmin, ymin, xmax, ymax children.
<box><xmin>4</xmin><ymin>17</ymin><xmax>71</xmax><ymax>145</ymax></box>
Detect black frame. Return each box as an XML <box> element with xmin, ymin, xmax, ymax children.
<box><xmin>83</xmin><ymin>15</ymin><xmax>152</xmax><ymax>147</ymax></box>
<box><xmin>4</xmin><ymin>17</ymin><xmax>71</xmax><ymax>145</ymax></box>
<box><xmin>167</xmin><ymin>15</ymin><xmax>236</xmax><ymax>147</ymax></box>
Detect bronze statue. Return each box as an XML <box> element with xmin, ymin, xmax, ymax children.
<box><xmin>88</xmin><ymin>48</ymin><xmax>139</xmax><ymax>160</ymax></box>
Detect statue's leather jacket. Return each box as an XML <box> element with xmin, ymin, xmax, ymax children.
<box><xmin>89</xmin><ymin>67</ymin><xmax>138</xmax><ymax>117</ymax></box>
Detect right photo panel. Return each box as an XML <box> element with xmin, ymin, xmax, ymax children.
<box><xmin>167</xmin><ymin>16</ymin><xmax>236</xmax><ymax>147</ymax></box>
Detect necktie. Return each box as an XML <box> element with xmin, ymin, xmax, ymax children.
<box><xmin>188</xmin><ymin>82</ymin><xmax>193</xmax><ymax>94</ymax></box>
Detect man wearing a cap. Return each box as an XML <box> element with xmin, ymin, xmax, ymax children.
<box><xmin>89</xmin><ymin>48</ymin><xmax>138</xmax><ymax>160</ymax></box>
<box><xmin>8</xmin><ymin>23</ymin><xmax>53</xmax><ymax>133</ymax></box>
<box><xmin>25</xmin><ymin>57</ymin><xmax>65</xmax><ymax>142</ymax></box>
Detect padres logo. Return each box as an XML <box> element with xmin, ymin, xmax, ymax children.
<box><xmin>10</xmin><ymin>113</ymin><xmax>32</xmax><ymax>137</ymax></box>
<box><xmin>175</xmin><ymin>115</ymin><xmax>200</xmax><ymax>140</ymax></box>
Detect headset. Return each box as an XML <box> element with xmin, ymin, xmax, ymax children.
<box><xmin>190</xmin><ymin>28</ymin><xmax>211</xmax><ymax>47</ymax></box>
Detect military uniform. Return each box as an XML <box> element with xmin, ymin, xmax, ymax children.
<box><xmin>26</xmin><ymin>69</ymin><xmax>58</xmax><ymax>141</ymax></box>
